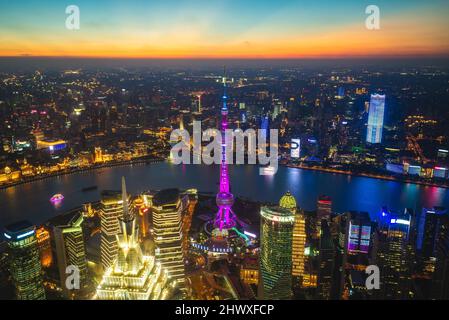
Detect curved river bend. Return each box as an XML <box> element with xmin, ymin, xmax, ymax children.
<box><xmin>1</xmin><ymin>162</ymin><xmax>449</xmax><ymax>228</ymax></box>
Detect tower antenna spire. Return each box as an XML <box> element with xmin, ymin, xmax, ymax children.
<box><xmin>121</xmin><ymin>176</ymin><xmax>130</xmax><ymax>220</ymax></box>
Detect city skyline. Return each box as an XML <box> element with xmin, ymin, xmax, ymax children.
<box><xmin>1</xmin><ymin>60</ymin><xmax>449</xmax><ymax>300</ymax></box>
<box><xmin>1</xmin><ymin>1</ymin><xmax>449</xmax><ymax>303</ymax></box>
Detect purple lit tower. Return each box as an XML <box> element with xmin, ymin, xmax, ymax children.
<box><xmin>214</xmin><ymin>72</ymin><xmax>237</xmax><ymax>231</ymax></box>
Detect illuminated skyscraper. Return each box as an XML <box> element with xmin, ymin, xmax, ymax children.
<box><xmin>377</xmin><ymin>212</ymin><xmax>413</xmax><ymax>299</ymax></box>
<box><xmin>36</xmin><ymin>226</ymin><xmax>52</xmax><ymax>268</ymax></box>
<box><xmin>317</xmin><ymin>220</ymin><xmax>335</xmax><ymax>300</ymax></box>
<box><xmin>4</xmin><ymin>221</ymin><xmax>46</xmax><ymax>300</ymax></box>
<box><xmin>97</xmin><ymin>181</ymin><xmax>175</xmax><ymax>300</ymax></box>
<box><xmin>418</xmin><ymin>207</ymin><xmax>447</xmax><ymax>258</ymax></box>
<box><xmin>259</xmin><ymin>205</ymin><xmax>295</xmax><ymax>300</ymax></box>
<box><xmin>315</xmin><ymin>195</ymin><xmax>332</xmax><ymax>239</ymax></box>
<box><xmin>51</xmin><ymin>211</ymin><xmax>88</xmax><ymax>298</ymax></box>
<box><xmin>100</xmin><ymin>183</ymin><xmax>129</xmax><ymax>270</ymax></box>
<box><xmin>152</xmin><ymin>189</ymin><xmax>185</xmax><ymax>291</ymax></box>
<box><xmin>366</xmin><ymin>94</ymin><xmax>386</xmax><ymax>144</ymax></box>
<box><xmin>260</xmin><ymin>115</ymin><xmax>269</xmax><ymax>141</ymax></box>
<box><xmin>279</xmin><ymin>192</ymin><xmax>306</xmax><ymax>282</ymax></box>
<box><xmin>214</xmin><ymin>72</ymin><xmax>237</xmax><ymax>232</ymax></box>
<box><xmin>347</xmin><ymin>213</ymin><xmax>372</xmax><ymax>254</ymax></box>
<box><xmin>337</xmin><ymin>212</ymin><xmax>372</xmax><ymax>298</ymax></box>
<box><xmin>433</xmin><ymin>215</ymin><xmax>449</xmax><ymax>299</ymax></box>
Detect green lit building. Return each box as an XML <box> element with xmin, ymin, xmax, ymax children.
<box><xmin>4</xmin><ymin>220</ymin><xmax>46</xmax><ymax>300</ymax></box>
<box><xmin>259</xmin><ymin>205</ymin><xmax>295</xmax><ymax>300</ymax></box>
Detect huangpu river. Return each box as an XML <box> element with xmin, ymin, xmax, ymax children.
<box><xmin>1</xmin><ymin>162</ymin><xmax>449</xmax><ymax>228</ymax></box>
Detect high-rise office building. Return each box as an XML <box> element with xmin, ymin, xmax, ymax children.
<box><xmin>347</xmin><ymin>213</ymin><xmax>372</xmax><ymax>254</ymax></box>
<box><xmin>4</xmin><ymin>221</ymin><xmax>46</xmax><ymax>300</ymax></box>
<box><xmin>97</xmin><ymin>182</ymin><xmax>175</xmax><ymax>300</ymax></box>
<box><xmin>366</xmin><ymin>94</ymin><xmax>386</xmax><ymax>144</ymax></box>
<box><xmin>318</xmin><ymin>220</ymin><xmax>335</xmax><ymax>300</ymax></box>
<box><xmin>377</xmin><ymin>212</ymin><xmax>413</xmax><ymax>299</ymax></box>
<box><xmin>152</xmin><ymin>188</ymin><xmax>185</xmax><ymax>291</ymax></box>
<box><xmin>279</xmin><ymin>192</ymin><xmax>306</xmax><ymax>283</ymax></box>
<box><xmin>51</xmin><ymin>211</ymin><xmax>88</xmax><ymax>298</ymax></box>
<box><xmin>36</xmin><ymin>226</ymin><xmax>52</xmax><ymax>268</ymax></box>
<box><xmin>292</xmin><ymin>214</ymin><xmax>306</xmax><ymax>282</ymax></box>
<box><xmin>260</xmin><ymin>115</ymin><xmax>269</xmax><ymax>142</ymax></box>
<box><xmin>418</xmin><ymin>207</ymin><xmax>447</xmax><ymax>259</ymax></box>
<box><xmin>316</xmin><ymin>195</ymin><xmax>332</xmax><ymax>239</ymax></box>
<box><xmin>433</xmin><ymin>214</ymin><xmax>449</xmax><ymax>299</ymax></box>
<box><xmin>259</xmin><ymin>205</ymin><xmax>295</xmax><ymax>300</ymax></box>
<box><xmin>100</xmin><ymin>182</ymin><xmax>129</xmax><ymax>270</ymax></box>
<box><xmin>336</xmin><ymin>212</ymin><xmax>372</xmax><ymax>299</ymax></box>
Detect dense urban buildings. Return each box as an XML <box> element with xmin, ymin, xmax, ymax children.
<box><xmin>1</xmin><ymin>0</ymin><xmax>449</xmax><ymax>307</ymax></box>
<box><xmin>1</xmin><ymin>60</ymin><xmax>449</xmax><ymax>302</ymax></box>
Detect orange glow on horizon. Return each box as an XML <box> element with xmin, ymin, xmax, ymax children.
<box><xmin>0</xmin><ymin>15</ymin><xmax>448</xmax><ymax>59</ymax></box>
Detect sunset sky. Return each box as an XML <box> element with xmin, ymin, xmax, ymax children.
<box><xmin>0</xmin><ymin>0</ymin><xmax>448</xmax><ymax>58</ymax></box>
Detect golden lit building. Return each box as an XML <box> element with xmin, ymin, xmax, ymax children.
<box><xmin>240</xmin><ymin>257</ymin><xmax>259</xmax><ymax>285</ymax></box>
<box><xmin>36</xmin><ymin>227</ymin><xmax>53</xmax><ymax>268</ymax></box>
<box><xmin>152</xmin><ymin>189</ymin><xmax>186</xmax><ymax>291</ymax></box>
<box><xmin>82</xmin><ymin>203</ymin><xmax>95</xmax><ymax>218</ymax></box>
<box><xmin>133</xmin><ymin>142</ymin><xmax>148</xmax><ymax>158</ymax></box>
<box><xmin>36</xmin><ymin>139</ymin><xmax>67</xmax><ymax>151</ymax></box>
<box><xmin>100</xmin><ymin>184</ymin><xmax>128</xmax><ymax>270</ymax></box>
<box><xmin>19</xmin><ymin>159</ymin><xmax>34</xmax><ymax>177</ymax></box>
<box><xmin>301</xmin><ymin>274</ymin><xmax>318</xmax><ymax>288</ymax></box>
<box><xmin>292</xmin><ymin>214</ymin><xmax>306</xmax><ymax>279</ymax></box>
<box><xmin>96</xmin><ymin>180</ymin><xmax>176</xmax><ymax>300</ymax></box>
<box><xmin>94</xmin><ymin>147</ymin><xmax>103</xmax><ymax>163</ymax></box>
<box><xmin>0</xmin><ymin>166</ymin><xmax>21</xmax><ymax>184</ymax></box>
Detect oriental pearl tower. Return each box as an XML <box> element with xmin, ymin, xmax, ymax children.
<box><xmin>214</xmin><ymin>70</ymin><xmax>237</xmax><ymax>233</ymax></box>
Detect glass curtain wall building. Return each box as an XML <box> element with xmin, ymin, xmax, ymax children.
<box><xmin>366</xmin><ymin>94</ymin><xmax>386</xmax><ymax>144</ymax></box>
<box><xmin>4</xmin><ymin>221</ymin><xmax>46</xmax><ymax>300</ymax></box>
<box><xmin>259</xmin><ymin>205</ymin><xmax>295</xmax><ymax>300</ymax></box>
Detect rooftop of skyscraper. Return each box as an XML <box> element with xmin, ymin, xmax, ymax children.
<box><xmin>4</xmin><ymin>220</ymin><xmax>34</xmax><ymax>235</ymax></box>
<box><xmin>47</xmin><ymin>210</ymin><xmax>82</xmax><ymax>228</ymax></box>
<box><xmin>153</xmin><ymin>188</ymin><xmax>180</xmax><ymax>207</ymax></box>
<box><xmin>100</xmin><ymin>190</ymin><xmax>122</xmax><ymax>203</ymax></box>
